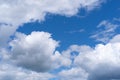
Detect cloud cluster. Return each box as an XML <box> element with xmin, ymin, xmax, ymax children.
<box><xmin>9</xmin><ymin>31</ymin><xmax>59</xmax><ymax>72</ymax></box>
<box><xmin>0</xmin><ymin>31</ymin><xmax>72</xmax><ymax>79</ymax></box>
<box><xmin>0</xmin><ymin>30</ymin><xmax>120</xmax><ymax>80</ymax></box>
<box><xmin>1</xmin><ymin>0</ymin><xmax>120</xmax><ymax>80</ymax></box>
<box><xmin>8</xmin><ymin>31</ymin><xmax>71</xmax><ymax>72</ymax></box>
<box><xmin>58</xmin><ymin>34</ymin><xmax>120</xmax><ymax>80</ymax></box>
<box><xmin>1</xmin><ymin>32</ymin><xmax>120</xmax><ymax>80</ymax></box>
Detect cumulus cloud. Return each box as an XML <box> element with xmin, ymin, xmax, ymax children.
<box><xmin>110</xmin><ymin>34</ymin><xmax>120</xmax><ymax>43</ymax></box>
<box><xmin>8</xmin><ymin>31</ymin><xmax>71</xmax><ymax>72</ymax></box>
<box><xmin>0</xmin><ymin>31</ymin><xmax>72</xmax><ymax>79</ymax></box>
<box><xmin>59</xmin><ymin>67</ymin><xmax>88</xmax><ymax>80</ymax></box>
<box><xmin>52</xmin><ymin>51</ymin><xmax>72</xmax><ymax>67</ymax></box>
<box><xmin>1</xmin><ymin>1</ymin><xmax>119</xmax><ymax>80</ymax></box>
<box><xmin>0</xmin><ymin>63</ymin><xmax>53</xmax><ymax>80</ymax></box>
<box><xmin>56</xmin><ymin>34</ymin><xmax>120</xmax><ymax>80</ymax></box>
<box><xmin>1</xmin><ymin>29</ymin><xmax>120</xmax><ymax>80</ymax></box>
<box><xmin>76</xmin><ymin>34</ymin><xmax>120</xmax><ymax>80</ymax></box>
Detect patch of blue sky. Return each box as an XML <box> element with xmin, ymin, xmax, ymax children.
<box><xmin>17</xmin><ymin>0</ymin><xmax>120</xmax><ymax>51</ymax></box>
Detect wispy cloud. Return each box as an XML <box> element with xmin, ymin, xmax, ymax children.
<box><xmin>90</xmin><ymin>19</ymin><xmax>120</xmax><ymax>43</ymax></box>
<box><xmin>66</xmin><ymin>29</ymin><xmax>85</xmax><ymax>34</ymax></box>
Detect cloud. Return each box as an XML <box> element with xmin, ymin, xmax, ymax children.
<box><xmin>58</xmin><ymin>67</ymin><xmax>88</xmax><ymax>80</ymax></box>
<box><xmin>56</xmin><ymin>34</ymin><xmax>120</xmax><ymax>80</ymax></box>
<box><xmin>0</xmin><ymin>31</ymin><xmax>72</xmax><ymax>79</ymax></box>
<box><xmin>0</xmin><ymin>0</ymin><xmax>104</xmax><ymax>24</ymax></box>
<box><xmin>75</xmin><ymin>34</ymin><xmax>120</xmax><ymax>80</ymax></box>
<box><xmin>66</xmin><ymin>29</ymin><xmax>85</xmax><ymax>34</ymax></box>
<box><xmin>0</xmin><ymin>24</ymin><xmax>17</xmax><ymax>47</ymax></box>
<box><xmin>91</xmin><ymin>20</ymin><xmax>120</xmax><ymax>43</ymax></box>
<box><xmin>1</xmin><ymin>27</ymin><xmax>120</xmax><ymax>80</ymax></box>
<box><xmin>110</xmin><ymin>34</ymin><xmax>120</xmax><ymax>43</ymax></box>
<box><xmin>52</xmin><ymin>51</ymin><xmax>72</xmax><ymax>67</ymax></box>
<box><xmin>1</xmin><ymin>1</ymin><xmax>119</xmax><ymax>80</ymax></box>
<box><xmin>8</xmin><ymin>31</ymin><xmax>71</xmax><ymax>72</ymax></box>
<box><xmin>9</xmin><ymin>31</ymin><xmax>58</xmax><ymax>72</ymax></box>
<box><xmin>0</xmin><ymin>63</ymin><xmax>54</xmax><ymax>80</ymax></box>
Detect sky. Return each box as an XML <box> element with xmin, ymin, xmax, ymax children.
<box><xmin>0</xmin><ymin>0</ymin><xmax>120</xmax><ymax>80</ymax></box>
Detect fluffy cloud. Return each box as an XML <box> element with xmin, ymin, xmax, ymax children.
<box><xmin>75</xmin><ymin>34</ymin><xmax>120</xmax><ymax>80</ymax></box>
<box><xmin>57</xmin><ymin>34</ymin><xmax>120</xmax><ymax>80</ymax></box>
<box><xmin>59</xmin><ymin>67</ymin><xmax>88</xmax><ymax>80</ymax></box>
<box><xmin>0</xmin><ymin>31</ymin><xmax>72</xmax><ymax>79</ymax></box>
<box><xmin>8</xmin><ymin>31</ymin><xmax>71</xmax><ymax>72</ymax></box>
<box><xmin>0</xmin><ymin>63</ymin><xmax>53</xmax><ymax>80</ymax></box>
<box><xmin>0</xmin><ymin>24</ymin><xmax>18</xmax><ymax>47</ymax></box>
<box><xmin>110</xmin><ymin>34</ymin><xmax>120</xmax><ymax>43</ymax></box>
<box><xmin>0</xmin><ymin>0</ymin><xmax>104</xmax><ymax>24</ymax></box>
<box><xmin>52</xmin><ymin>51</ymin><xmax>72</xmax><ymax>67</ymax></box>
<box><xmin>2</xmin><ymin>1</ymin><xmax>120</xmax><ymax>80</ymax></box>
<box><xmin>1</xmin><ymin>28</ymin><xmax>120</xmax><ymax>80</ymax></box>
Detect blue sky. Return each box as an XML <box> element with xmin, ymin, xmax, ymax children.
<box><xmin>18</xmin><ymin>0</ymin><xmax>120</xmax><ymax>50</ymax></box>
<box><xmin>0</xmin><ymin>0</ymin><xmax>120</xmax><ymax>80</ymax></box>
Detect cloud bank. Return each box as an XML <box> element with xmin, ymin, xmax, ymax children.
<box><xmin>1</xmin><ymin>0</ymin><xmax>120</xmax><ymax>80</ymax></box>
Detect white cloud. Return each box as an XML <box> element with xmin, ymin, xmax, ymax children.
<box><xmin>52</xmin><ymin>51</ymin><xmax>72</xmax><ymax>67</ymax></box>
<box><xmin>0</xmin><ymin>24</ymin><xmax>17</xmax><ymax>47</ymax></box>
<box><xmin>9</xmin><ymin>31</ymin><xmax>58</xmax><ymax>72</ymax></box>
<box><xmin>55</xmin><ymin>34</ymin><xmax>120</xmax><ymax>80</ymax></box>
<box><xmin>1</xmin><ymin>27</ymin><xmax>120</xmax><ymax>80</ymax></box>
<box><xmin>8</xmin><ymin>31</ymin><xmax>71</xmax><ymax>72</ymax></box>
<box><xmin>2</xmin><ymin>1</ymin><xmax>119</xmax><ymax>80</ymax></box>
<box><xmin>0</xmin><ymin>0</ymin><xmax>104</xmax><ymax>24</ymax></box>
<box><xmin>0</xmin><ymin>48</ymin><xmax>10</xmax><ymax>62</ymax></box>
<box><xmin>0</xmin><ymin>63</ymin><xmax>54</xmax><ymax>80</ymax></box>
<box><xmin>59</xmin><ymin>67</ymin><xmax>88</xmax><ymax>80</ymax></box>
<box><xmin>0</xmin><ymin>31</ymin><xmax>72</xmax><ymax>80</ymax></box>
<box><xmin>61</xmin><ymin>45</ymin><xmax>92</xmax><ymax>60</ymax></box>
<box><xmin>74</xmin><ymin>34</ymin><xmax>120</xmax><ymax>80</ymax></box>
<box><xmin>91</xmin><ymin>20</ymin><xmax>120</xmax><ymax>43</ymax></box>
<box><xmin>110</xmin><ymin>34</ymin><xmax>120</xmax><ymax>43</ymax></box>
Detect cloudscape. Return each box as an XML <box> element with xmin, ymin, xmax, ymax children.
<box><xmin>0</xmin><ymin>0</ymin><xmax>120</xmax><ymax>80</ymax></box>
